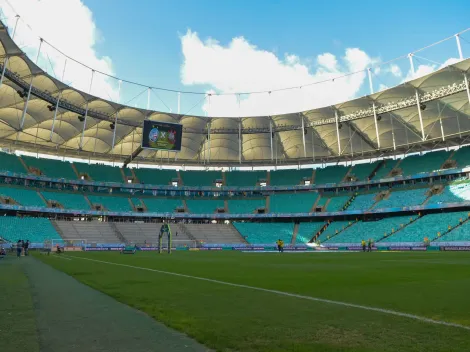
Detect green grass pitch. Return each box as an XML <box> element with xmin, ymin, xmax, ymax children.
<box><xmin>37</xmin><ymin>251</ymin><xmax>470</xmax><ymax>352</ymax></box>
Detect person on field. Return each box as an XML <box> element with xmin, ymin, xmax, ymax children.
<box><xmin>368</xmin><ymin>239</ymin><xmax>372</xmax><ymax>252</ymax></box>
<box><xmin>24</xmin><ymin>240</ymin><xmax>30</xmax><ymax>256</ymax></box>
<box><xmin>16</xmin><ymin>239</ymin><xmax>22</xmax><ymax>258</ymax></box>
<box><xmin>276</xmin><ymin>239</ymin><xmax>284</xmax><ymax>253</ymax></box>
<box><xmin>361</xmin><ymin>239</ymin><xmax>366</xmax><ymax>252</ymax></box>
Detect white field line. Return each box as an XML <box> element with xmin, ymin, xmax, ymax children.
<box><xmin>66</xmin><ymin>255</ymin><xmax>470</xmax><ymax>331</ymax></box>
<box><xmin>53</xmin><ymin>255</ymin><xmax>72</xmax><ymax>261</ymax></box>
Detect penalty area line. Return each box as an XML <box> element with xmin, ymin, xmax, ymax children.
<box><xmin>68</xmin><ymin>255</ymin><xmax>470</xmax><ymax>332</ymax></box>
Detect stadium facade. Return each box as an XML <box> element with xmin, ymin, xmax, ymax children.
<box><xmin>1</xmin><ymin>19</ymin><xmax>470</xmax><ymax>251</ymax></box>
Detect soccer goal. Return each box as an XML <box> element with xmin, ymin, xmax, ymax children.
<box><xmin>51</xmin><ymin>239</ymin><xmax>86</xmax><ymax>251</ymax></box>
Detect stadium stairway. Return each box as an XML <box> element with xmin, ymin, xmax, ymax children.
<box><xmin>51</xmin><ymin>220</ymin><xmax>66</xmax><ymax>239</ymax></box>
<box><xmin>375</xmin><ymin>215</ymin><xmax>420</xmax><ymax>243</ymax></box>
<box><xmin>317</xmin><ymin>220</ymin><xmax>358</xmax><ymax>243</ymax></box>
<box><xmin>109</xmin><ymin>222</ymin><xmax>127</xmax><ymax>243</ymax></box>
<box><xmin>369</xmin><ymin>160</ymin><xmax>385</xmax><ymax>180</ymax></box>
<box><xmin>341</xmin><ymin>166</ymin><xmax>354</xmax><ymax>182</ymax></box>
<box><xmin>70</xmin><ymin>163</ymin><xmax>80</xmax><ymax>178</ymax></box>
<box><xmin>36</xmin><ymin>191</ymin><xmax>48</xmax><ymax>206</ymax></box>
<box><xmin>83</xmin><ymin>195</ymin><xmax>93</xmax><ymax>209</ymax></box>
<box><xmin>431</xmin><ymin>214</ymin><xmax>470</xmax><ymax>242</ymax></box>
<box><xmin>17</xmin><ymin>155</ymin><xmax>30</xmax><ymax>173</ymax></box>
<box><xmin>174</xmin><ymin>223</ymin><xmax>198</xmax><ymax>243</ymax></box>
<box><xmin>311</xmin><ymin>221</ymin><xmax>329</xmax><ymax>242</ymax></box>
<box><xmin>128</xmin><ymin>198</ymin><xmax>136</xmax><ymax>211</ymax></box>
<box><xmin>310</xmin><ymin>195</ymin><xmax>355</xmax><ymax>241</ymax></box>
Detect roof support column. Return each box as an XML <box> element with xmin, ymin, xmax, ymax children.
<box><xmin>20</xmin><ymin>38</ymin><xmax>43</xmax><ymax>130</ymax></box>
<box><xmin>50</xmin><ymin>58</ymin><xmax>68</xmax><ymax>141</ymax></box>
<box><xmin>334</xmin><ymin>110</ymin><xmax>341</xmax><ymax>155</ymax></box>
<box><xmin>463</xmin><ymin>74</ymin><xmax>470</xmax><ymax>106</ymax></box>
<box><xmin>408</xmin><ymin>53</ymin><xmax>415</xmax><ymax>77</ymax></box>
<box><xmin>147</xmin><ymin>88</ymin><xmax>151</xmax><ymax>110</ymax></box>
<box><xmin>456</xmin><ymin>34</ymin><xmax>464</xmax><ymax>61</ymax></box>
<box><xmin>311</xmin><ymin>129</ymin><xmax>315</xmax><ymax>162</ymax></box>
<box><xmin>372</xmin><ymin>104</ymin><xmax>381</xmax><ymax>149</ymax></box>
<box><xmin>177</xmin><ymin>92</ymin><xmax>181</xmax><ymax>114</ymax></box>
<box><xmin>414</xmin><ymin>90</ymin><xmax>426</xmax><ymax>141</ymax></box>
<box><xmin>207</xmin><ymin>122</ymin><xmax>211</xmax><ymax>163</ymax></box>
<box><xmin>437</xmin><ymin>102</ymin><xmax>445</xmax><ymax>142</ymax></box>
<box><xmin>389</xmin><ymin>114</ymin><xmax>397</xmax><ymax>151</ymax></box>
<box><xmin>269</xmin><ymin>120</ymin><xmax>273</xmax><ymax>161</ymax></box>
<box><xmin>238</xmin><ymin>118</ymin><xmax>242</xmax><ymax>164</ymax></box>
<box><xmin>367</xmin><ymin>68</ymin><xmax>374</xmax><ymax>94</ymax></box>
<box><xmin>300</xmin><ymin>114</ymin><xmax>306</xmax><ymax>158</ymax></box>
<box><xmin>111</xmin><ymin>80</ymin><xmax>122</xmax><ymax>150</ymax></box>
<box><xmin>0</xmin><ymin>15</ymin><xmax>20</xmax><ymax>89</ymax></box>
<box><xmin>79</xmin><ymin>69</ymin><xmax>95</xmax><ymax>150</ymax></box>
<box><xmin>0</xmin><ymin>56</ymin><xmax>9</xmax><ymax>89</ymax></box>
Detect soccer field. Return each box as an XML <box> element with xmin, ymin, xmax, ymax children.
<box><xmin>38</xmin><ymin>251</ymin><xmax>470</xmax><ymax>352</ymax></box>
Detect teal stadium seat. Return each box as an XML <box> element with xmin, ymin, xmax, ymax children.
<box><xmin>348</xmin><ymin>193</ymin><xmax>377</xmax><ymax>210</ymax></box>
<box><xmin>349</xmin><ymin>162</ymin><xmax>380</xmax><ymax>181</ymax></box>
<box><xmin>134</xmin><ymin>168</ymin><xmax>177</xmax><ymax>185</ymax></box>
<box><xmin>373</xmin><ymin>159</ymin><xmax>398</xmax><ymax>179</ymax></box>
<box><xmin>225</xmin><ymin>171</ymin><xmax>266</xmax><ymax>187</ymax></box>
<box><xmin>317</xmin><ymin>220</ymin><xmax>353</xmax><ymax>243</ymax></box>
<box><xmin>42</xmin><ymin>191</ymin><xmax>90</xmax><ymax>210</ymax></box>
<box><xmin>427</xmin><ymin>184</ymin><xmax>468</xmax><ymax>204</ymax></box>
<box><xmin>139</xmin><ymin>198</ymin><xmax>182</xmax><ymax>212</ymax></box>
<box><xmin>0</xmin><ymin>153</ymin><xmax>28</xmax><ymax>174</ymax></box>
<box><xmin>87</xmin><ymin>195</ymin><xmax>132</xmax><ymax>212</ymax></box>
<box><xmin>325</xmin><ymin>216</ymin><xmax>413</xmax><ymax>243</ymax></box>
<box><xmin>123</xmin><ymin>167</ymin><xmax>134</xmax><ymax>179</ymax></box>
<box><xmin>314</xmin><ymin>165</ymin><xmax>349</xmax><ymax>184</ymax></box>
<box><xmin>0</xmin><ymin>186</ymin><xmax>45</xmax><ymax>207</ymax></box>
<box><xmin>382</xmin><ymin>211</ymin><xmax>468</xmax><ymax>243</ymax></box>
<box><xmin>22</xmin><ymin>155</ymin><xmax>77</xmax><ymax>179</ymax></box>
<box><xmin>375</xmin><ymin>189</ymin><xmax>428</xmax><ymax>208</ymax></box>
<box><xmin>269</xmin><ymin>169</ymin><xmax>312</xmax><ymax>186</ymax></box>
<box><xmin>180</xmin><ymin>170</ymin><xmax>222</xmax><ymax>186</ymax></box>
<box><xmin>0</xmin><ymin>217</ymin><xmax>60</xmax><ymax>243</ymax></box>
<box><xmin>233</xmin><ymin>222</ymin><xmax>293</xmax><ymax>244</ymax></box>
<box><xmin>74</xmin><ymin>162</ymin><xmax>123</xmax><ymax>183</ymax></box>
<box><xmin>228</xmin><ymin>199</ymin><xmax>265</xmax><ymax>214</ymax></box>
<box><xmin>296</xmin><ymin>222</ymin><xmax>325</xmax><ymax>243</ymax></box>
<box><xmin>325</xmin><ymin>196</ymin><xmax>350</xmax><ymax>211</ymax></box>
<box><xmin>436</xmin><ymin>213</ymin><xmax>470</xmax><ymax>242</ymax></box>
<box><xmin>399</xmin><ymin>151</ymin><xmax>449</xmax><ymax>176</ymax></box>
<box><xmin>452</xmin><ymin>146</ymin><xmax>470</xmax><ymax>169</ymax></box>
<box><xmin>187</xmin><ymin>199</ymin><xmax>224</xmax><ymax>213</ymax></box>
<box><xmin>316</xmin><ymin>195</ymin><xmax>328</xmax><ymax>209</ymax></box>
<box><xmin>270</xmin><ymin>193</ymin><xmax>316</xmax><ymax>213</ymax></box>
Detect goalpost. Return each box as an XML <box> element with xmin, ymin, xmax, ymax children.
<box><xmin>50</xmin><ymin>239</ymin><xmax>87</xmax><ymax>251</ymax></box>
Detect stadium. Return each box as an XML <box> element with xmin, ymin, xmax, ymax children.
<box><xmin>1</xmin><ymin>3</ymin><xmax>470</xmax><ymax>352</ymax></box>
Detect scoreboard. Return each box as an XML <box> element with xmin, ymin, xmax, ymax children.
<box><xmin>141</xmin><ymin>120</ymin><xmax>183</xmax><ymax>152</ymax></box>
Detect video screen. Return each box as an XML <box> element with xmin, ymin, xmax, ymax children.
<box><xmin>141</xmin><ymin>120</ymin><xmax>182</xmax><ymax>152</ymax></box>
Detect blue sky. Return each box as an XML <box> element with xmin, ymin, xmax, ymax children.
<box><xmin>2</xmin><ymin>0</ymin><xmax>470</xmax><ymax>116</ymax></box>
<box><xmin>87</xmin><ymin>0</ymin><xmax>470</xmax><ymax>91</ymax></box>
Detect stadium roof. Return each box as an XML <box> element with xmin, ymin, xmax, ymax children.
<box><xmin>1</xmin><ymin>22</ymin><xmax>470</xmax><ymax>166</ymax></box>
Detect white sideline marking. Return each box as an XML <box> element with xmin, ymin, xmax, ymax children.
<box><xmin>53</xmin><ymin>255</ymin><xmax>72</xmax><ymax>261</ymax></box>
<box><xmin>68</xmin><ymin>256</ymin><xmax>470</xmax><ymax>331</ymax></box>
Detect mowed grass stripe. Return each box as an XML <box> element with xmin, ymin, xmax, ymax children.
<box><xmin>69</xmin><ymin>255</ymin><xmax>470</xmax><ymax>331</ymax></box>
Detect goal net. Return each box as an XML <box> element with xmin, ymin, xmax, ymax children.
<box><xmin>137</xmin><ymin>239</ymin><xmax>198</xmax><ymax>249</ymax></box>
<box><xmin>51</xmin><ymin>239</ymin><xmax>87</xmax><ymax>251</ymax></box>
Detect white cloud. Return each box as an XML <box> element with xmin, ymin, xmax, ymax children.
<box><xmin>1</xmin><ymin>0</ymin><xmax>118</xmax><ymax>101</ymax></box>
<box><xmin>403</xmin><ymin>57</ymin><xmax>460</xmax><ymax>82</ymax></box>
<box><xmin>389</xmin><ymin>64</ymin><xmax>402</xmax><ymax>77</ymax></box>
<box><xmin>180</xmin><ymin>30</ymin><xmax>377</xmax><ymax>117</ymax></box>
